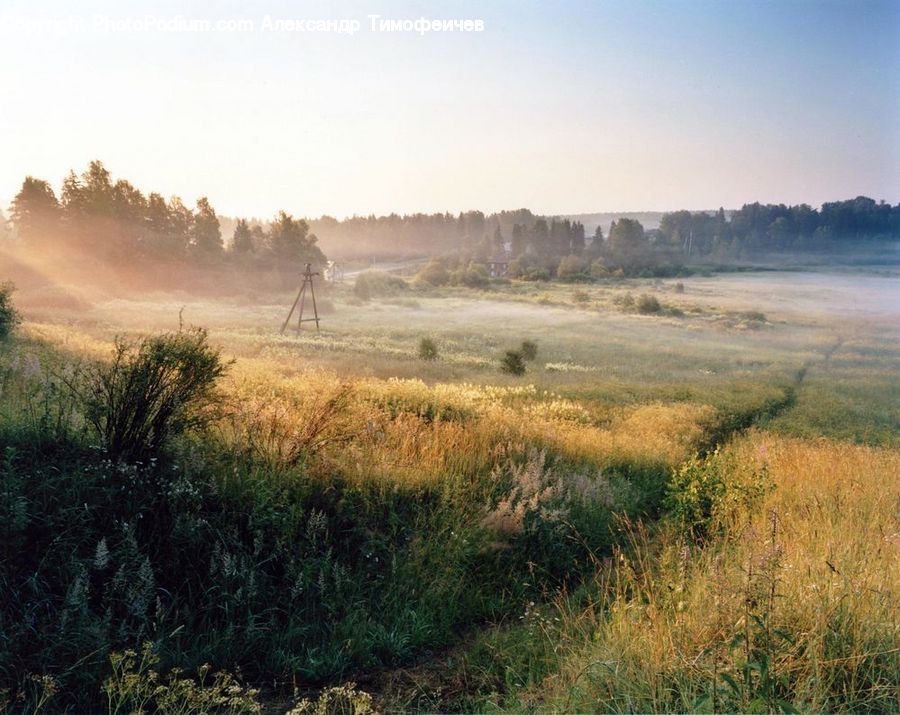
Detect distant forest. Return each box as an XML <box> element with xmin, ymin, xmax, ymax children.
<box><xmin>3</xmin><ymin>161</ymin><xmax>325</xmax><ymax>275</ymax></box>
<box><xmin>3</xmin><ymin>161</ymin><xmax>898</xmax><ymax>279</ymax></box>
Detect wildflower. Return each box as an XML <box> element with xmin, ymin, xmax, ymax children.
<box><xmin>94</xmin><ymin>538</ymin><xmax>110</xmax><ymax>569</ymax></box>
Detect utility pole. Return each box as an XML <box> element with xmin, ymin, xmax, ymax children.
<box><xmin>280</xmin><ymin>263</ymin><xmax>321</xmax><ymax>334</ymax></box>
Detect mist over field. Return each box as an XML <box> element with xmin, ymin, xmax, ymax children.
<box><xmin>1</xmin><ymin>0</ymin><xmax>898</xmax><ymax>712</ymax></box>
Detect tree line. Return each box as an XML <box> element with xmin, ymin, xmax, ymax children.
<box><xmin>5</xmin><ymin>161</ymin><xmax>897</xmax><ymax>279</ymax></box>
<box><xmin>7</xmin><ymin>161</ymin><xmax>325</xmax><ymax>270</ymax></box>
<box><xmin>308</xmin><ymin>208</ymin><xmax>546</xmax><ymax>258</ymax></box>
<box><xmin>658</xmin><ymin>198</ymin><xmax>900</xmax><ymax>257</ymax></box>
<box><xmin>310</xmin><ymin>197</ymin><xmax>899</xmax><ymax>276</ymax></box>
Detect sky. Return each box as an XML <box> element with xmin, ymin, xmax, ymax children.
<box><xmin>1</xmin><ymin>0</ymin><xmax>898</xmax><ymax>219</ymax></box>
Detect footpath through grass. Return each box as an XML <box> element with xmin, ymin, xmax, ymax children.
<box><xmin>0</xmin><ymin>329</ymin><xmax>719</xmax><ymax>711</ymax></box>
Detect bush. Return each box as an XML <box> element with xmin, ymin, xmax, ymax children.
<box><xmin>636</xmin><ymin>294</ymin><xmax>662</xmax><ymax>314</ymax></box>
<box><xmin>557</xmin><ymin>254</ymin><xmax>587</xmax><ymax>280</ymax></box>
<box><xmin>520</xmin><ymin>340</ymin><xmax>538</xmax><ymax>361</ymax></box>
<box><xmin>353</xmin><ymin>271</ymin><xmax>408</xmax><ymax>300</ymax></box>
<box><xmin>590</xmin><ymin>259</ymin><xmax>609</xmax><ymax>278</ymax></box>
<box><xmin>415</xmin><ymin>259</ymin><xmax>450</xmax><ymax>287</ymax></box>
<box><xmin>615</xmin><ymin>292</ymin><xmax>635</xmax><ymax>309</ymax></box>
<box><xmin>571</xmin><ymin>290</ymin><xmax>590</xmax><ymax>303</ymax></box>
<box><xmin>508</xmin><ymin>256</ymin><xmax>550</xmax><ymax>281</ymax></box>
<box><xmin>524</xmin><ymin>267</ymin><xmax>550</xmax><ymax>281</ymax></box>
<box><xmin>665</xmin><ymin>449</ymin><xmax>772</xmax><ymax>539</ymax></box>
<box><xmin>418</xmin><ymin>337</ymin><xmax>439</xmax><ymax>361</ymax></box>
<box><xmin>450</xmin><ymin>261</ymin><xmax>490</xmax><ymax>289</ymax></box>
<box><xmin>0</xmin><ymin>282</ymin><xmax>21</xmax><ymax>339</ymax></box>
<box><xmin>500</xmin><ymin>350</ymin><xmax>526</xmax><ymax>376</ymax></box>
<box><xmin>79</xmin><ymin>328</ymin><xmax>228</xmax><ymax>463</ymax></box>
<box><xmin>673</xmin><ymin>281</ymin><xmax>685</xmax><ymax>293</ymax></box>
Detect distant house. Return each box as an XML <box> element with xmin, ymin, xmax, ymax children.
<box><xmin>486</xmin><ymin>250</ymin><xmax>511</xmax><ymax>278</ymax></box>
<box><xmin>324</xmin><ymin>261</ymin><xmax>344</xmax><ymax>282</ymax></box>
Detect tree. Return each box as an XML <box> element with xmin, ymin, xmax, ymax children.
<box><xmin>61</xmin><ymin>161</ymin><xmax>116</xmax><ymax>247</ymax></box>
<box><xmin>82</xmin><ymin>160</ymin><xmax>115</xmax><ymax>213</ymax></box>
<box><xmin>191</xmin><ymin>197</ymin><xmax>223</xmax><ymax>257</ymax></box>
<box><xmin>112</xmin><ymin>179</ymin><xmax>147</xmax><ymax>254</ymax></box>
<box><xmin>570</xmin><ymin>221</ymin><xmax>586</xmax><ymax>255</ymax></box>
<box><xmin>10</xmin><ymin>177</ymin><xmax>60</xmax><ymax>244</ymax></box>
<box><xmin>267</xmin><ymin>211</ymin><xmax>326</xmax><ymax>268</ymax></box>
<box><xmin>145</xmin><ymin>192</ymin><xmax>171</xmax><ymax>256</ymax></box>
<box><xmin>0</xmin><ymin>282</ymin><xmax>21</xmax><ymax>338</ymax></box>
<box><xmin>511</xmin><ymin>223</ymin><xmax>526</xmax><ymax>258</ymax></box>
<box><xmin>529</xmin><ymin>218</ymin><xmax>550</xmax><ymax>259</ymax></box>
<box><xmin>166</xmin><ymin>197</ymin><xmax>193</xmax><ymax>257</ymax></box>
<box><xmin>231</xmin><ymin>218</ymin><xmax>253</xmax><ymax>254</ymax></box>
<box><xmin>608</xmin><ymin>218</ymin><xmax>646</xmax><ymax>256</ymax></box>
<box><xmin>585</xmin><ymin>225</ymin><xmax>605</xmax><ymax>259</ymax></box>
<box><xmin>249</xmin><ymin>225</ymin><xmax>267</xmax><ymax>253</ymax></box>
<box><xmin>766</xmin><ymin>216</ymin><xmax>794</xmax><ymax>251</ymax></box>
<box><xmin>550</xmin><ymin>219</ymin><xmax>570</xmax><ymax>257</ymax></box>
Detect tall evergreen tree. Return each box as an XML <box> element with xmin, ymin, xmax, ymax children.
<box><xmin>231</xmin><ymin>218</ymin><xmax>253</xmax><ymax>254</ymax></box>
<box><xmin>511</xmin><ymin>223</ymin><xmax>526</xmax><ymax>257</ymax></box>
<box><xmin>166</xmin><ymin>197</ymin><xmax>193</xmax><ymax>257</ymax></box>
<box><xmin>10</xmin><ymin>177</ymin><xmax>60</xmax><ymax>244</ymax></box>
<box><xmin>571</xmin><ymin>221</ymin><xmax>586</xmax><ymax>255</ymax></box>
<box><xmin>191</xmin><ymin>197</ymin><xmax>223</xmax><ymax>257</ymax></box>
<box><xmin>608</xmin><ymin>218</ymin><xmax>646</xmax><ymax>256</ymax></box>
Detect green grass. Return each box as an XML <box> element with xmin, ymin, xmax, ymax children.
<box><xmin>764</xmin><ymin>335</ymin><xmax>900</xmax><ymax>446</ymax></box>
<box><xmin>1</xmin><ymin>267</ymin><xmax>897</xmax><ymax>711</ymax></box>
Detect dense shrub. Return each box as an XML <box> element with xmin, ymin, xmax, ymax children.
<box><xmin>557</xmin><ymin>254</ymin><xmax>587</xmax><ymax>280</ymax></box>
<box><xmin>525</xmin><ymin>267</ymin><xmax>550</xmax><ymax>281</ymax></box>
<box><xmin>636</xmin><ymin>294</ymin><xmax>662</xmax><ymax>314</ymax></box>
<box><xmin>590</xmin><ymin>258</ymin><xmax>609</xmax><ymax>278</ymax></box>
<box><xmin>508</xmin><ymin>256</ymin><xmax>549</xmax><ymax>281</ymax></box>
<box><xmin>0</xmin><ymin>282</ymin><xmax>21</xmax><ymax>339</ymax></box>
<box><xmin>79</xmin><ymin>328</ymin><xmax>228</xmax><ymax>463</ymax></box>
<box><xmin>665</xmin><ymin>449</ymin><xmax>772</xmax><ymax>539</ymax></box>
<box><xmin>414</xmin><ymin>259</ymin><xmax>450</xmax><ymax>287</ymax></box>
<box><xmin>571</xmin><ymin>290</ymin><xmax>590</xmax><ymax>303</ymax></box>
<box><xmin>418</xmin><ymin>336</ymin><xmax>439</xmax><ymax>361</ymax></box>
<box><xmin>353</xmin><ymin>270</ymin><xmax>408</xmax><ymax>300</ymax></box>
<box><xmin>500</xmin><ymin>350</ymin><xmax>526</xmax><ymax>376</ymax></box>
<box><xmin>450</xmin><ymin>261</ymin><xmax>490</xmax><ymax>288</ymax></box>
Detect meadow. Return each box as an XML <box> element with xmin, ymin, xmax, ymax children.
<box><xmin>0</xmin><ymin>265</ymin><xmax>897</xmax><ymax>712</ymax></box>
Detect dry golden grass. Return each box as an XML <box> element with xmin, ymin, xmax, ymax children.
<box><xmin>541</xmin><ymin>431</ymin><xmax>900</xmax><ymax>712</ymax></box>
<box><xmin>16</xmin><ymin>317</ymin><xmax>714</xmax><ymax>499</ymax></box>
<box><xmin>218</xmin><ymin>361</ymin><xmax>713</xmax><ymax>489</ymax></box>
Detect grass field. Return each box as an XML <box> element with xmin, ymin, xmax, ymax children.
<box><xmin>1</xmin><ymin>267</ymin><xmax>897</xmax><ymax>712</ymax></box>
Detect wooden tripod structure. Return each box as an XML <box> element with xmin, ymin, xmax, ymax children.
<box><xmin>280</xmin><ymin>263</ymin><xmax>321</xmax><ymax>334</ymax></box>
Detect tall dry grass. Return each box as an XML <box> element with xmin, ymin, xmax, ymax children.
<box><xmin>216</xmin><ymin>363</ymin><xmax>713</xmax><ymax>491</ymax></box>
<box><xmin>538</xmin><ymin>431</ymin><xmax>900</xmax><ymax>712</ymax></box>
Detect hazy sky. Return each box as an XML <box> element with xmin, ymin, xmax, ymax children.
<box><xmin>1</xmin><ymin>0</ymin><xmax>898</xmax><ymax>218</ymax></box>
